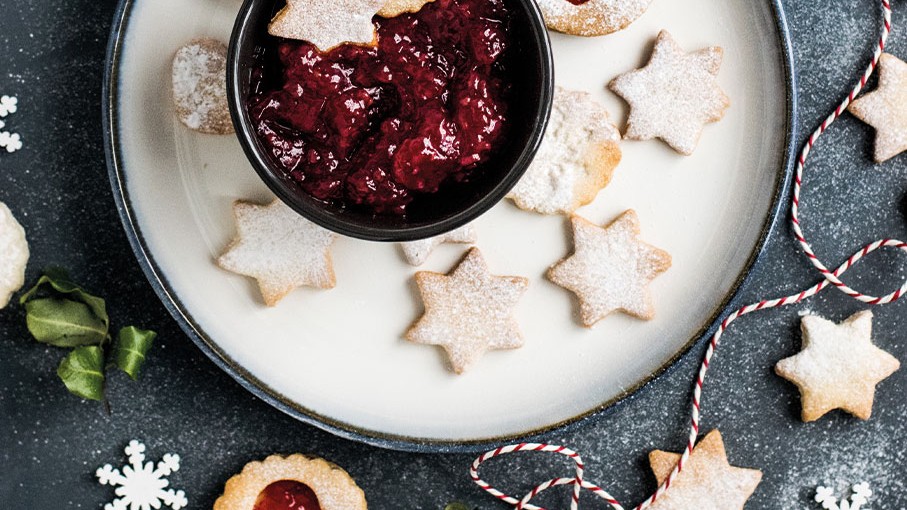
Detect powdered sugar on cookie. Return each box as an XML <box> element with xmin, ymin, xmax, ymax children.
<box><xmin>508</xmin><ymin>87</ymin><xmax>621</xmax><ymax>215</ymax></box>
<box><xmin>0</xmin><ymin>202</ymin><xmax>28</xmax><ymax>309</ymax></box>
<box><xmin>775</xmin><ymin>311</ymin><xmax>900</xmax><ymax>422</ymax></box>
<box><xmin>609</xmin><ymin>30</ymin><xmax>729</xmax><ymax>155</ymax></box>
<box><xmin>648</xmin><ymin>430</ymin><xmax>762</xmax><ymax>510</ymax></box>
<box><xmin>214</xmin><ymin>454</ymin><xmax>367</xmax><ymax>510</ymax></box>
<box><xmin>406</xmin><ymin>248</ymin><xmax>528</xmax><ymax>374</ymax></box>
<box><xmin>268</xmin><ymin>0</ymin><xmax>383</xmax><ymax>51</ymax></box>
<box><xmin>217</xmin><ymin>199</ymin><xmax>337</xmax><ymax>306</ymax></box>
<box><xmin>378</xmin><ymin>0</ymin><xmax>435</xmax><ymax>17</ymax></box>
<box><xmin>400</xmin><ymin>224</ymin><xmax>476</xmax><ymax>266</ymax></box>
<box><xmin>172</xmin><ymin>39</ymin><xmax>233</xmax><ymax>135</ymax></box>
<box><xmin>847</xmin><ymin>53</ymin><xmax>907</xmax><ymax>162</ymax></box>
<box><xmin>537</xmin><ymin>0</ymin><xmax>652</xmax><ymax>37</ymax></box>
<box><xmin>548</xmin><ymin>210</ymin><xmax>671</xmax><ymax>326</ymax></box>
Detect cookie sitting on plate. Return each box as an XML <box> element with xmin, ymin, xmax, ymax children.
<box><xmin>536</xmin><ymin>0</ymin><xmax>653</xmax><ymax>37</ymax></box>
<box><xmin>406</xmin><ymin>248</ymin><xmax>529</xmax><ymax>373</ymax></box>
<box><xmin>610</xmin><ymin>30</ymin><xmax>729</xmax><ymax>155</ymax></box>
<box><xmin>508</xmin><ymin>87</ymin><xmax>622</xmax><ymax>215</ymax></box>
<box><xmin>548</xmin><ymin>210</ymin><xmax>671</xmax><ymax>326</ymax></box>
<box><xmin>171</xmin><ymin>38</ymin><xmax>233</xmax><ymax>135</ymax></box>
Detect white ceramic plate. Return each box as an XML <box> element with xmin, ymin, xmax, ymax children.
<box><xmin>104</xmin><ymin>0</ymin><xmax>796</xmax><ymax>450</ymax></box>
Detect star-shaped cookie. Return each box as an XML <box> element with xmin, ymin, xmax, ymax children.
<box><xmin>775</xmin><ymin>310</ymin><xmax>900</xmax><ymax>422</ymax></box>
<box><xmin>848</xmin><ymin>53</ymin><xmax>907</xmax><ymax>162</ymax></box>
<box><xmin>406</xmin><ymin>248</ymin><xmax>529</xmax><ymax>374</ymax></box>
<box><xmin>399</xmin><ymin>224</ymin><xmax>477</xmax><ymax>266</ymax></box>
<box><xmin>547</xmin><ymin>210</ymin><xmax>671</xmax><ymax>326</ymax></box>
<box><xmin>609</xmin><ymin>30</ymin><xmax>729</xmax><ymax>155</ymax></box>
<box><xmin>217</xmin><ymin>199</ymin><xmax>337</xmax><ymax>306</ymax></box>
<box><xmin>648</xmin><ymin>430</ymin><xmax>762</xmax><ymax>510</ymax></box>
<box><xmin>268</xmin><ymin>0</ymin><xmax>384</xmax><ymax>51</ymax></box>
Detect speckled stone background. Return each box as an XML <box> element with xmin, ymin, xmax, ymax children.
<box><xmin>2</xmin><ymin>0</ymin><xmax>907</xmax><ymax>508</ymax></box>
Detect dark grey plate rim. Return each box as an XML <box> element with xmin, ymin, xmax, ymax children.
<box><xmin>102</xmin><ymin>0</ymin><xmax>799</xmax><ymax>454</ymax></box>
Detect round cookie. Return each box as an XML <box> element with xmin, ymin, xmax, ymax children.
<box><xmin>536</xmin><ymin>0</ymin><xmax>653</xmax><ymax>37</ymax></box>
<box><xmin>0</xmin><ymin>202</ymin><xmax>28</xmax><ymax>309</ymax></box>
<box><xmin>214</xmin><ymin>454</ymin><xmax>367</xmax><ymax>510</ymax></box>
<box><xmin>171</xmin><ymin>38</ymin><xmax>233</xmax><ymax>135</ymax></box>
<box><xmin>508</xmin><ymin>87</ymin><xmax>621</xmax><ymax>215</ymax></box>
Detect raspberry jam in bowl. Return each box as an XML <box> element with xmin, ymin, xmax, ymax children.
<box><xmin>228</xmin><ymin>0</ymin><xmax>553</xmax><ymax>241</ymax></box>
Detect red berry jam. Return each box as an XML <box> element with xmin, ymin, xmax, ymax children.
<box><xmin>247</xmin><ymin>0</ymin><xmax>514</xmax><ymax>215</ymax></box>
<box><xmin>253</xmin><ymin>480</ymin><xmax>322</xmax><ymax>510</ymax></box>
<box><xmin>565</xmin><ymin>0</ymin><xmax>592</xmax><ymax>4</ymax></box>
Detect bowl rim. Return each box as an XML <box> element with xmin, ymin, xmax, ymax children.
<box><xmin>103</xmin><ymin>0</ymin><xmax>798</xmax><ymax>453</ymax></box>
<box><xmin>225</xmin><ymin>0</ymin><xmax>555</xmax><ymax>242</ymax></box>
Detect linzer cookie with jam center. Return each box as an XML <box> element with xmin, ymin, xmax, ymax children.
<box><xmin>249</xmin><ymin>0</ymin><xmax>516</xmax><ymax>216</ymax></box>
<box><xmin>214</xmin><ymin>454</ymin><xmax>367</xmax><ymax>510</ymax></box>
<box><xmin>536</xmin><ymin>0</ymin><xmax>653</xmax><ymax>37</ymax></box>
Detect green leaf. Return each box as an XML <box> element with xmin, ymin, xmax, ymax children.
<box><xmin>57</xmin><ymin>346</ymin><xmax>105</xmax><ymax>401</ymax></box>
<box><xmin>19</xmin><ymin>269</ymin><xmax>109</xmax><ymax>331</ymax></box>
<box><xmin>444</xmin><ymin>504</ymin><xmax>472</xmax><ymax>510</ymax></box>
<box><xmin>25</xmin><ymin>298</ymin><xmax>108</xmax><ymax>347</ymax></box>
<box><xmin>113</xmin><ymin>326</ymin><xmax>156</xmax><ymax>380</ymax></box>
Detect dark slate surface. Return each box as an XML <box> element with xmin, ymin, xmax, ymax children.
<box><xmin>1</xmin><ymin>0</ymin><xmax>906</xmax><ymax>508</ymax></box>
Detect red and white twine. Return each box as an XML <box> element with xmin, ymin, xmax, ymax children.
<box><xmin>471</xmin><ymin>2</ymin><xmax>906</xmax><ymax>508</ymax></box>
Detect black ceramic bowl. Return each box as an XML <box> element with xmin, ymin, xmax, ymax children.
<box><xmin>227</xmin><ymin>0</ymin><xmax>554</xmax><ymax>241</ymax></box>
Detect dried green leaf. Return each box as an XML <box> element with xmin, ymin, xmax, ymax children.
<box><xmin>114</xmin><ymin>326</ymin><xmax>156</xmax><ymax>380</ymax></box>
<box><xmin>19</xmin><ymin>269</ymin><xmax>109</xmax><ymax>331</ymax></box>
<box><xmin>25</xmin><ymin>298</ymin><xmax>108</xmax><ymax>347</ymax></box>
<box><xmin>57</xmin><ymin>346</ymin><xmax>105</xmax><ymax>401</ymax></box>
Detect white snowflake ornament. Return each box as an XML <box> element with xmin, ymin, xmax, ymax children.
<box><xmin>0</xmin><ymin>95</ymin><xmax>17</xmax><ymax>117</ymax></box>
<box><xmin>815</xmin><ymin>482</ymin><xmax>872</xmax><ymax>510</ymax></box>
<box><xmin>1</xmin><ymin>132</ymin><xmax>22</xmax><ymax>153</ymax></box>
<box><xmin>0</xmin><ymin>94</ymin><xmax>22</xmax><ymax>153</ymax></box>
<box><xmin>97</xmin><ymin>440</ymin><xmax>188</xmax><ymax>510</ymax></box>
